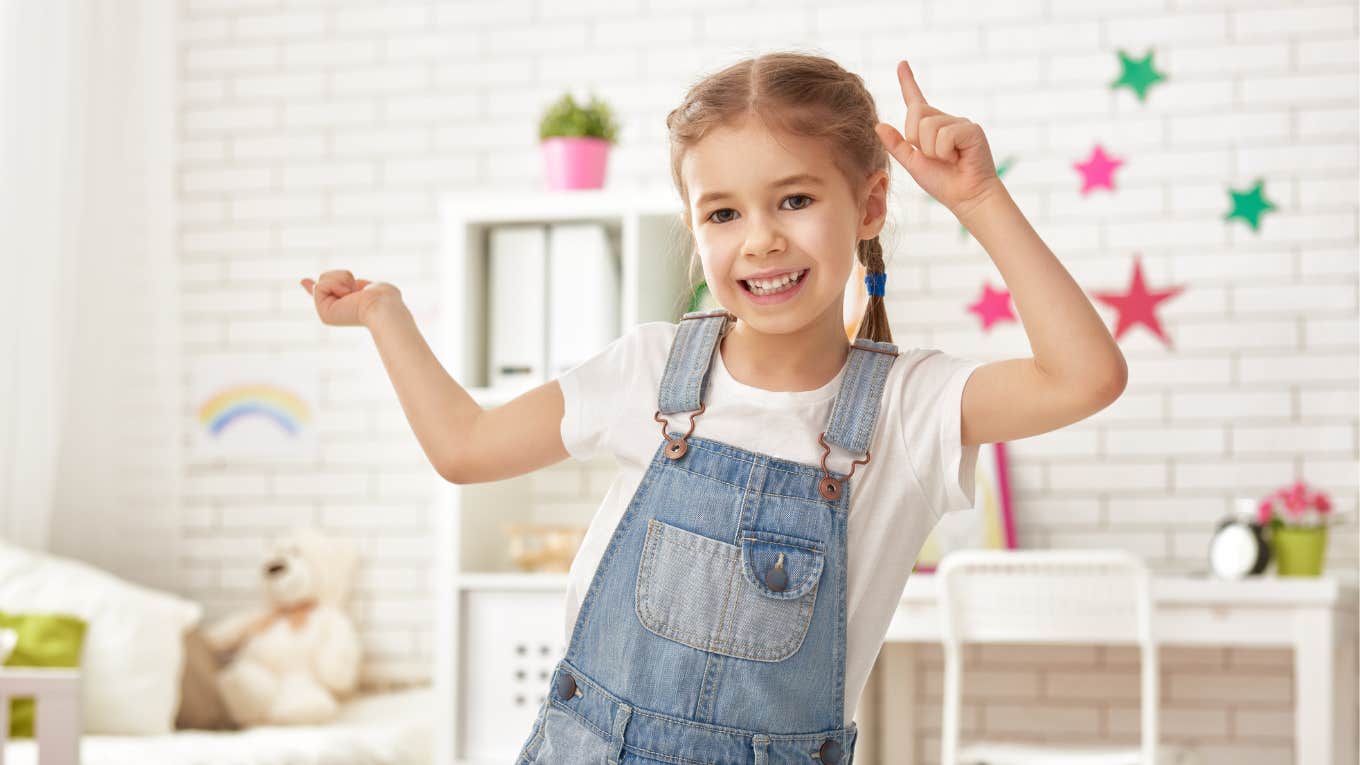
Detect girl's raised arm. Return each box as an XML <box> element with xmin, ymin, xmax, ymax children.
<box><xmin>874</xmin><ymin>60</ymin><xmax>1127</xmax><ymax>445</ymax></box>
<box><xmin>301</xmin><ymin>271</ymin><xmax>571</xmax><ymax>484</ymax></box>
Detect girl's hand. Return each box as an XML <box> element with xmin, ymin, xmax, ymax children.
<box><xmin>874</xmin><ymin>59</ymin><xmax>1004</xmax><ymax>220</ymax></box>
<box><xmin>300</xmin><ymin>270</ymin><xmax>396</xmax><ymax>327</ymax></box>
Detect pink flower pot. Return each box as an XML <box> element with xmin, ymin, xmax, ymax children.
<box><xmin>541</xmin><ymin>136</ymin><xmax>610</xmax><ymax>190</ymax></box>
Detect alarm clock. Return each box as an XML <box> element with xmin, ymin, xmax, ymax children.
<box><xmin>1207</xmin><ymin>500</ymin><xmax>1271</xmax><ymax>579</ymax></box>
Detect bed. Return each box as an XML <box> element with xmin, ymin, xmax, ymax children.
<box><xmin>0</xmin><ymin>669</ymin><xmax>432</xmax><ymax>765</ymax></box>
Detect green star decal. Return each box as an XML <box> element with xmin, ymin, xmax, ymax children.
<box><xmin>1224</xmin><ymin>178</ymin><xmax>1277</xmax><ymax>232</ymax></box>
<box><xmin>1111</xmin><ymin>48</ymin><xmax>1167</xmax><ymax>102</ymax></box>
<box><xmin>959</xmin><ymin>156</ymin><xmax>1015</xmax><ymax>239</ymax></box>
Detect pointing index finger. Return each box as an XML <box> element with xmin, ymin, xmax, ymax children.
<box><xmin>897</xmin><ymin>60</ymin><xmax>927</xmax><ymax>107</ymax></box>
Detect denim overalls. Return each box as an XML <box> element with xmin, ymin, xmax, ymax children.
<box><xmin>515</xmin><ymin>308</ymin><xmax>900</xmax><ymax>765</ymax></box>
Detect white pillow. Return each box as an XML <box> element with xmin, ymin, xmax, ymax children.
<box><xmin>0</xmin><ymin>538</ymin><xmax>203</xmax><ymax>735</ymax></box>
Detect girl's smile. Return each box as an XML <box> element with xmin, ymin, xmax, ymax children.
<box><xmin>739</xmin><ymin>267</ymin><xmax>809</xmax><ymax>304</ymax></box>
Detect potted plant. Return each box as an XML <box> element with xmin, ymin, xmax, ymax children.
<box><xmin>1256</xmin><ymin>480</ymin><xmax>1343</xmax><ymax>576</ymax></box>
<box><xmin>538</xmin><ymin>91</ymin><xmax>620</xmax><ymax>190</ymax></box>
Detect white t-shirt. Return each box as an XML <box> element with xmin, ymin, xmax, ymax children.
<box><xmin>556</xmin><ymin>321</ymin><xmax>984</xmax><ymax>724</ymax></box>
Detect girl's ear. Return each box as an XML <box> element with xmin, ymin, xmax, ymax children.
<box><xmin>859</xmin><ymin>169</ymin><xmax>890</xmax><ymax>236</ymax></box>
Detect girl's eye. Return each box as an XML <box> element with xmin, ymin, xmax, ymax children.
<box><xmin>706</xmin><ymin>194</ymin><xmax>813</xmax><ymax>224</ymax></box>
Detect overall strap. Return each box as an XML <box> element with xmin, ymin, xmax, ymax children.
<box><xmin>657</xmin><ymin>308</ymin><xmax>735</xmax><ymax>415</ymax></box>
<box><xmin>813</xmin><ymin>337</ymin><xmax>899</xmax><ymax>501</ymax></box>
<box><xmin>822</xmin><ymin>338</ymin><xmax>900</xmax><ymax>456</ymax></box>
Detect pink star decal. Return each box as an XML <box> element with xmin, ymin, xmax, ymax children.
<box><xmin>1089</xmin><ymin>254</ymin><xmax>1185</xmax><ymax>348</ymax></box>
<box><xmin>967</xmin><ymin>282</ymin><xmax>1017</xmax><ymax>332</ymax></box>
<box><xmin>1074</xmin><ymin>144</ymin><xmax>1124</xmax><ymax>195</ymax></box>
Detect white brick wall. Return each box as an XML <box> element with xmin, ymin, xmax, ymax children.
<box><xmin>174</xmin><ymin>0</ymin><xmax>1357</xmax><ymax>754</ymax></box>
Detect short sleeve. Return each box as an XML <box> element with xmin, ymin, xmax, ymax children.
<box><xmin>898</xmin><ymin>350</ymin><xmax>985</xmax><ymax>519</ymax></box>
<box><xmin>556</xmin><ymin>325</ymin><xmax>650</xmax><ymax>462</ymax></box>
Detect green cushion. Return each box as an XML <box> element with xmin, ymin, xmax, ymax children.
<box><xmin>0</xmin><ymin>611</ymin><xmax>86</xmax><ymax>739</ymax></box>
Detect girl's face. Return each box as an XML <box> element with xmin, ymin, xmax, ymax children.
<box><xmin>682</xmin><ymin>116</ymin><xmax>887</xmax><ymax>336</ymax></box>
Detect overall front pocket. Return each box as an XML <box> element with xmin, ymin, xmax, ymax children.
<box><xmin>634</xmin><ymin>518</ymin><xmax>825</xmax><ymax>662</ymax></box>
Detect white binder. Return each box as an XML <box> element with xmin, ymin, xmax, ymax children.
<box><xmin>488</xmin><ymin>224</ymin><xmax>547</xmax><ymax>390</ymax></box>
<box><xmin>547</xmin><ymin>223</ymin><xmax>619</xmax><ymax>378</ymax></box>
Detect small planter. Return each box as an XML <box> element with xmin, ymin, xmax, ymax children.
<box><xmin>538</xmin><ymin>91</ymin><xmax>619</xmax><ymax>191</ymax></box>
<box><xmin>541</xmin><ymin>136</ymin><xmax>610</xmax><ymax>190</ymax></box>
<box><xmin>1271</xmin><ymin>525</ymin><xmax>1328</xmax><ymax>577</ymax></box>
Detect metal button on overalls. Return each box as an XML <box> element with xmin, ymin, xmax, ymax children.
<box><xmin>514</xmin><ymin>309</ymin><xmax>897</xmax><ymax>764</ymax></box>
<box><xmin>764</xmin><ymin>552</ymin><xmax>788</xmax><ymax>592</ymax></box>
<box><xmin>554</xmin><ymin>672</ymin><xmax>576</xmax><ymax>700</ymax></box>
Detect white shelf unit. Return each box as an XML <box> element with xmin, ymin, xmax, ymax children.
<box><xmin>432</xmin><ymin>187</ymin><xmax>698</xmax><ymax>765</ymax></box>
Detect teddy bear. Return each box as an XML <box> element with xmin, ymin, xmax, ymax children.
<box><xmin>202</xmin><ymin>527</ymin><xmax>362</xmax><ymax>726</ymax></box>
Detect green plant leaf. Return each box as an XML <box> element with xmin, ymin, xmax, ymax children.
<box><xmin>539</xmin><ymin>91</ymin><xmax>620</xmax><ymax>142</ymax></box>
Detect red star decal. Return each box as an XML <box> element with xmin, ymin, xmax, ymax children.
<box><xmin>967</xmin><ymin>282</ymin><xmax>1017</xmax><ymax>332</ymax></box>
<box><xmin>1089</xmin><ymin>254</ymin><xmax>1185</xmax><ymax>348</ymax></box>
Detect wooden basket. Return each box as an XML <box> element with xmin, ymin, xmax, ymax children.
<box><xmin>503</xmin><ymin>523</ymin><xmax>587</xmax><ymax>572</ymax></box>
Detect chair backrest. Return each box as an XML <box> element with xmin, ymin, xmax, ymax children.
<box><xmin>935</xmin><ymin>549</ymin><xmax>1159</xmax><ymax>765</ymax></box>
<box><xmin>936</xmin><ymin>549</ymin><xmax>1152</xmax><ymax>645</ymax></box>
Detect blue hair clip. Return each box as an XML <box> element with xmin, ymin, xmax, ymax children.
<box><xmin>864</xmin><ymin>272</ymin><xmax>886</xmax><ymax>297</ymax></box>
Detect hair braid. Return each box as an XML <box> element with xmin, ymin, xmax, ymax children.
<box><xmin>854</xmin><ymin>235</ymin><xmax>892</xmax><ymax>344</ymax></box>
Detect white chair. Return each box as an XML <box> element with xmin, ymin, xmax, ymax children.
<box><xmin>935</xmin><ymin>549</ymin><xmax>1200</xmax><ymax>765</ymax></box>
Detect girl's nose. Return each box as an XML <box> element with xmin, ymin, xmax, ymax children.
<box><xmin>743</xmin><ymin>220</ymin><xmax>784</xmax><ymax>257</ymax></box>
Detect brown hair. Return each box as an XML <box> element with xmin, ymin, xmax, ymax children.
<box><xmin>666</xmin><ymin>50</ymin><xmax>893</xmax><ymax>344</ymax></box>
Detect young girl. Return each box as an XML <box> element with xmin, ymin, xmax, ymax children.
<box><xmin>302</xmin><ymin>52</ymin><xmax>1125</xmax><ymax>764</ymax></box>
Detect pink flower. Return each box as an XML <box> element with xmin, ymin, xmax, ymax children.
<box><xmin>1257</xmin><ymin>498</ymin><xmax>1274</xmax><ymax>525</ymax></box>
<box><xmin>1260</xmin><ymin>480</ymin><xmax>1335</xmax><ymax>527</ymax></box>
<box><xmin>1285</xmin><ymin>502</ymin><xmax>1306</xmax><ymax>517</ymax></box>
<box><xmin>1283</xmin><ymin>481</ymin><xmax>1308</xmax><ymax>512</ymax></box>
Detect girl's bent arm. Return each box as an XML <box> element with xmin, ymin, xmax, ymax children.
<box><xmin>954</xmin><ymin>185</ymin><xmax>1128</xmax><ymax>447</ymax></box>
<box><xmin>363</xmin><ymin>292</ymin><xmax>571</xmax><ymax>484</ymax></box>
<box><xmin>458</xmin><ymin>377</ymin><xmax>572</xmax><ymax>483</ymax></box>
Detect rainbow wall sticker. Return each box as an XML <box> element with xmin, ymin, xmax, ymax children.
<box><xmin>198</xmin><ymin>383</ymin><xmax>311</xmax><ymax>438</ymax></box>
<box><xmin>190</xmin><ymin>356</ymin><xmax>318</xmax><ymax>462</ymax></box>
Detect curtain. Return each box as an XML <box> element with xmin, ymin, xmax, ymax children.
<box><xmin>0</xmin><ymin>0</ymin><xmax>180</xmax><ymax>592</ymax></box>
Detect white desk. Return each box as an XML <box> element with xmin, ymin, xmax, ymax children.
<box><xmin>859</xmin><ymin>571</ymin><xmax>1358</xmax><ymax>765</ymax></box>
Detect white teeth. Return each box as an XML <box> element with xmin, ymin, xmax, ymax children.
<box><xmin>745</xmin><ymin>269</ymin><xmax>805</xmax><ymax>294</ymax></box>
